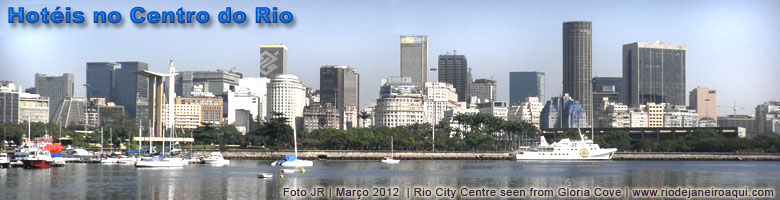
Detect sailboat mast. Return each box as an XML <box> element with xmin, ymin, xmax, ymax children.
<box><xmin>293</xmin><ymin>127</ymin><xmax>298</xmax><ymax>156</ymax></box>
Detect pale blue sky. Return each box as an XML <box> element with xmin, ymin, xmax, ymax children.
<box><xmin>2</xmin><ymin>0</ymin><xmax>778</xmax><ymax>115</ymax></box>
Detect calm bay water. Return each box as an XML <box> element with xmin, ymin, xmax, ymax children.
<box><xmin>1</xmin><ymin>160</ymin><xmax>778</xmax><ymax>199</ymax></box>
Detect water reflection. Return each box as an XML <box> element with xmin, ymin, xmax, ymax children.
<box><xmin>0</xmin><ymin>160</ymin><xmax>778</xmax><ymax>199</ymax></box>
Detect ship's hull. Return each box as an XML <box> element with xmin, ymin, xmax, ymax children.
<box><xmin>515</xmin><ymin>148</ymin><xmax>617</xmax><ymax>160</ymax></box>
<box><xmin>0</xmin><ymin>162</ymin><xmax>9</xmax><ymax>168</ymax></box>
<box><xmin>22</xmin><ymin>160</ymin><xmax>53</xmax><ymax>169</ymax></box>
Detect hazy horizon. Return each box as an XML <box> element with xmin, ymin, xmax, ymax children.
<box><xmin>2</xmin><ymin>0</ymin><xmax>778</xmax><ymax>115</ymax></box>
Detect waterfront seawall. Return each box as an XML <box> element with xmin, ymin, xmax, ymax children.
<box><xmin>192</xmin><ymin>151</ymin><xmax>780</xmax><ymax>161</ymax></box>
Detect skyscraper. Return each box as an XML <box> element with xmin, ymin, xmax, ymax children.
<box><xmin>400</xmin><ymin>35</ymin><xmax>428</xmax><ymax>87</ymax></box>
<box><xmin>320</xmin><ymin>65</ymin><xmax>360</xmax><ymax>129</ymax></box>
<box><xmin>622</xmin><ymin>42</ymin><xmax>686</xmax><ymax>107</ymax></box>
<box><xmin>86</xmin><ymin>62</ymin><xmax>117</xmax><ymax>101</ymax></box>
<box><xmin>260</xmin><ymin>45</ymin><xmax>288</xmax><ymax>78</ymax></box>
<box><xmin>470</xmin><ymin>79</ymin><xmax>497</xmax><ymax>103</ymax></box>
<box><xmin>509</xmin><ymin>72</ymin><xmax>545</xmax><ymax>106</ymax></box>
<box><xmin>438</xmin><ymin>53</ymin><xmax>469</xmax><ymax>102</ymax></box>
<box><xmin>562</xmin><ymin>21</ymin><xmax>593</xmax><ymax>124</ymax></box>
<box><xmin>35</xmin><ymin>73</ymin><xmax>74</xmax><ymax>120</ymax></box>
<box><xmin>689</xmin><ymin>87</ymin><xmax>717</xmax><ymax>120</ymax></box>
<box><xmin>115</xmin><ymin>61</ymin><xmax>149</xmax><ymax>119</ymax></box>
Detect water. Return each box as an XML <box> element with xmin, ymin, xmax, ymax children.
<box><xmin>1</xmin><ymin>160</ymin><xmax>778</xmax><ymax>199</ymax></box>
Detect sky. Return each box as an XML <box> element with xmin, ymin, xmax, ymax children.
<box><xmin>1</xmin><ymin>0</ymin><xmax>778</xmax><ymax>115</ymax></box>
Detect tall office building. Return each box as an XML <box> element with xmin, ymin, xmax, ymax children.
<box><xmin>509</xmin><ymin>72</ymin><xmax>545</xmax><ymax>106</ymax></box>
<box><xmin>259</xmin><ymin>45</ymin><xmax>288</xmax><ymax>78</ymax></box>
<box><xmin>438</xmin><ymin>53</ymin><xmax>469</xmax><ymax>102</ymax></box>
<box><xmin>320</xmin><ymin>65</ymin><xmax>360</xmax><ymax>129</ymax></box>
<box><xmin>267</xmin><ymin>74</ymin><xmax>306</xmax><ymax>131</ymax></box>
<box><xmin>689</xmin><ymin>87</ymin><xmax>717</xmax><ymax>120</ymax></box>
<box><xmin>562</xmin><ymin>21</ymin><xmax>593</xmax><ymax>124</ymax></box>
<box><xmin>470</xmin><ymin>79</ymin><xmax>497</xmax><ymax>103</ymax></box>
<box><xmin>400</xmin><ymin>35</ymin><xmax>428</xmax><ymax>87</ymax></box>
<box><xmin>86</xmin><ymin>62</ymin><xmax>118</xmax><ymax>101</ymax></box>
<box><xmin>35</xmin><ymin>73</ymin><xmax>74</xmax><ymax>120</ymax></box>
<box><xmin>115</xmin><ymin>62</ymin><xmax>149</xmax><ymax>119</ymax></box>
<box><xmin>622</xmin><ymin>42</ymin><xmax>687</xmax><ymax>107</ymax></box>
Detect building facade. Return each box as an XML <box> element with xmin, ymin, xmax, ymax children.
<box><xmin>562</xmin><ymin>21</ymin><xmax>593</xmax><ymax>124</ymax></box>
<box><xmin>470</xmin><ymin>79</ymin><xmax>497</xmax><ymax>103</ymax></box>
<box><xmin>717</xmin><ymin>115</ymin><xmax>755</xmax><ymax>137</ymax></box>
<box><xmin>86</xmin><ymin>62</ymin><xmax>117</xmax><ymax>101</ymax></box>
<box><xmin>400</xmin><ymin>36</ymin><xmax>428</xmax><ymax>87</ymax></box>
<box><xmin>477</xmin><ymin>101</ymin><xmax>508</xmax><ymax>120</ymax></box>
<box><xmin>438</xmin><ymin>53</ymin><xmax>470</xmax><ymax>102</ymax></box>
<box><xmin>374</xmin><ymin>77</ymin><xmax>425</xmax><ymax>127</ymax></box>
<box><xmin>320</xmin><ymin>65</ymin><xmax>360</xmax><ymax>130</ymax></box>
<box><xmin>227</xmin><ymin>77</ymin><xmax>269</xmax><ymax>131</ymax></box>
<box><xmin>51</xmin><ymin>97</ymin><xmax>87</xmax><ymax>128</ymax></box>
<box><xmin>623</xmin><ymin>42</ymin><xmax>687</xmax><ymax>107</ymax></box>
<box><xmin>423</xmin><ymin>82</ymin><xmax>459</xmax><ymax>125</ymax></box>
<box><xmin>755</xmin><ymin>101</ymin><xmax>780</xmax><ymax>136</ymax></box>
<box><xmin>303</xmin><ymin>103</ymin><xmax>341</xmax><ymax>132</ymax></box>
<box><xmin>267</xmin><ymin>74</ymin><xmax>306</xmax><ymax>131</ymax></box>
<box><xmin>539</xmin><ymin>93</ymin><xmax>588</xmax><ymax>129</ymax></box>
<box><xmin>663</xmin><ymin>105</ymin><xmax>699</xmax><ymax>127</ymax></box>
<box><xmin>35</xmin><ymin>73</ymin><xmax>74</xmax><ymax>120</ymax></box>
<box><xmin>689</xmin><ymin>87</ymin><xmax>717</xmax><ymax>120</ymax></box>
<box><xmin>507</xmin><ymin>97</ymin><xmax>544</xmax><ymax>129</ymax></box>
<box><xmin>115</xmin><ymin>62</ymin><xmax>149</xmax><ymax>119</ymax></box>
<box><xmin>176</xmin><ymin>97</ymin><xmax>224</xmax><ymax>126</ymax></box>
<box><xmin>509</xmin><ymin>72</ymin><xmax>544</xmax><ymax>106</ymax></box>
<box><xmin>260</xmin><ymin>45</ymin><xmax>288</xmax><ymax>78</ymax></box>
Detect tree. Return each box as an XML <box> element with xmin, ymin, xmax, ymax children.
<box><xmin>358</xmin><ymin>111</ymin><xmax>371</xmax><ymax>128</ymax></box>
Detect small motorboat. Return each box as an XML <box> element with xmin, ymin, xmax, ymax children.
<box><xmin>380</xmin><ymin>157</ymin><xmax>400</xmax><ymax>164</ymax></box>
<box><xmin>203</xmin><ymin>152</ymin><xmax>230</xmax><ymax>165</ymax></box>
<box><xmin>280</xmin><ymin>169</ymin><xmax>295</xmax><ymax>173</ymax></box>
<box><xmin>258</xmin><ymin>173</ymin><xmax>274</xmax><ymax>178</ymax></box>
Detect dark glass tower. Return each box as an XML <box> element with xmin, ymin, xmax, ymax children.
<box><xmin>438</xmin><ymin>53</ymin><xmax>469</xmax><ymax>102</ymax></box>
<box><xmin>562</xmin><ymin>21</ymin><xmax>593</xmax><ymax>124</ymax></box>
<box><xmin>115</xmin><ymin>61</ymin><xmax>148</xmax><ymax>119</ymax></box>
<box><xmin>509</xmin><ymin>72</ymin><xmax>545</xmax><ymax>106</ymax></box>
<box><xmin>86</xmin><ymin>62</ymin><xmax>117</xmax><ymax>101</ymax></box>
<box><xmin>622</xmin><ymin>42</ymin><xmax>686</xmax><ymax>107</ymax></box>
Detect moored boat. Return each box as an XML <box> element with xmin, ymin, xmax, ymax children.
<box><xmin>203</xmin><ymin>152</ymin><xmax>230</xmax><ymax>165</ymax></box>
<box><xmin>514</xmin><ymin>130</ymin><xmax>617</xmax><ymax>160</ymax></box>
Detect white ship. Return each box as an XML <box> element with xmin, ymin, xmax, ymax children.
<box><xmin>515</xmin><ymin>130</ymin><xmax>617</xmax><ymax>160</ymax></box>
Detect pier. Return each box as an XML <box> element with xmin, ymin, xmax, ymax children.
<box><xmin>192</xmin><ymin>150</ymin><xmax>780</xmax><ymax>161</ymax></box>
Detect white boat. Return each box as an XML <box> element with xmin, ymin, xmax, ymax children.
<box><xmin>514</xmin><ymin>130</ymin><xmax>617</xmax><ymax>160</ymax></box>
<box><xmin>271</xmin><ymin>127</ymin><xmax>313</xmax><ymax>167</ymax></box>
<box><xmin>135</xmin><ymin>156</ymin><xmax>186</xmax><ymax>168</ymax></box>
<box><xmin>380</xmin><ymin>136</ymin><xmax>400</xmax><ymax>164</ymax></box>
<box><xmin>258</xmin><ymin>173</ymin><xmax>274</xmax><ymax>178</ymax></box>
<box><xmin>117</xmin><ymin>156</ymin><xmax>140</xmax><ymax>164</ymax></box>
<box><xmin>203</xmin><ymin>152</ymin><xmax>230</xmax><ymax>165</ymax></box>
<box><xmin>280</xmin><ymin>169</ymin><xmax>296</xmax><ymax>173</ymax></box>
<box><xmin>101</xmin><ymin>157</ymin><xmax>120</xmax><ymax>164</ymax></box>
<box><xmin>0</xmin><ymin>153</ymin><xmax>10</xmax><ymax>168</ymax></box>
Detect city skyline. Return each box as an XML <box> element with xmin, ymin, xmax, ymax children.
<box><xmin>2</xmin><ymin>0</ymin><xmax>779</xmax><ymax>115</ymax></box>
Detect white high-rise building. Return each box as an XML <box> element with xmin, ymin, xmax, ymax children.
<box><xmin>228</xmin><ymin>77</ymin><xmax>270</xmax><ymax>133</ymax></box>
<box><xmin>507</xmin><ymin>97</ymin><xmax>543</xmax><ymax>129</ymax></box>
<box><xmin>267</xmin><ymin>75</ymin><xmax>306</xmax><ymax>131</ymax></box>
<box><xmin>423</xmin><ymin>82</ymin><xmax>458</xmax><ymax>125</ymax></box>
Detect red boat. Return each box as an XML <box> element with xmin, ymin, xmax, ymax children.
<box><xmin>21</xmin><ymin>150</ymin><xmax>53</xmax><ymax>169</ymax></box>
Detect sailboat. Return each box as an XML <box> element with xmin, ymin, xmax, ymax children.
<box><xmin>381</xmin><ymin>136</ymin><xmax>400</xmax><ymax>164</ymax></box>
<box><xmin>135</xmin><ymin>60</ymin><xmax>186</xmax><ymax>168</ymax></box>
<box><xmin>271</xmin><ymin>127</ymin><xmax>313</xmax><ymax>167</ymax></box>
